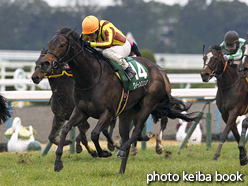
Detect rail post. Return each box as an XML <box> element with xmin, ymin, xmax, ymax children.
<box><xmin>179</xmin><ymin>102</ymin><xmax>207</xmax><ymax>149</ymax></box>
<box><xmin>70</xmin><ymin>127</ymin><xmax>75</xmax><ymax>154</ymax></box>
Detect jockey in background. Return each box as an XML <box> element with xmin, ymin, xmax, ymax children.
<box><xmin>220</xmin><ymin>30</ymin><xmax>245</xmax><ymax>65</ymax></box>
<box><xmin>80</xmin><ymin>15</ymin><xmax>137</xmax><ymax>80</ymax></box>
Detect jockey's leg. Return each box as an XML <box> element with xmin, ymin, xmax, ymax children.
<box><xmin>102</xmin><ymin>40</ymin><xmax>136</xmax><ymax>80</ymax></box>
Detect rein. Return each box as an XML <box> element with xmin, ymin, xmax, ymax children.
<box><xmin>213</xmin><ymin>53</ymin><xmax>240</xmax><ymax>89</ymax></box>
<box><xmin>47</xmin><ymin>33</ymin><xmax>102</xmax><ymax>91</ymax></box>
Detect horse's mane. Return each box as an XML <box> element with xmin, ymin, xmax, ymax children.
<box><xmin>58</xmin><ymin>27</ymin><xmax>113</xmax><ymax>66</ymax></box>
<box><xmin>211</xmin><ymin>45</ymin><xmax>221</xmax><ymax>51</ymax></box>
<box><xmin>58</xmin><ymin>27</ymin><xmax>80</xmax><ymax>43</ymax></box>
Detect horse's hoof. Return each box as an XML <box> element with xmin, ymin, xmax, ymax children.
<box><xmin>211</xmin><ymin>155</ymin><xmax>218</xmax><ymax>161</ymax></box>
<box><xmin>76</xmin><ymin>144</ymin><xmax>83</xmax><ymax>154</ymax></box>
<box><xmin>98</xmin><ymin>150</ymin><xmax>112</xmax><ymax>158</ymax></box>
<box><xmin>114</xmin><ymin>142</ymin><xmax>121</xmax><ymax>149</ymax></box>
<box><xmin>90</xmin><ymin>151</ymin><xmax>98</xmax><ymax>158</ymax></box>
<box><xmin>156</xmin><ymin>146</ymin><xmax>163</xmax><ymax>154</ymax></box>
<box><xmin>130</xmin><ymin>148</ymin><xmax>138</xmax><ymax>156</ymax></box>
<box><xmin>147</xmin><ymin>132</ymin><xmax>155</xmax><ymax>138</ymax></box>
<box><xmin>116</xmin><ymin>150</ymin><xmax>126</xmax><ymax>158</ymax></box>
<box><xmin>240</xmin><ymin>156</ymin><xmax>248</xmax><ymax>166</ymax></box>
<box><xmin>64</xmin><ymin>140</ymin><xmax>72</xmax><ymax>146</ymax></box>
<box><xmin>54</xmin><ymin>160</ymin><xmax>63</xmax><ymax>172</ymax></box>
<box><xmin>108</xmin><ymin>143</ymin><xmax>115</xmax><ymax>152</ymax></box>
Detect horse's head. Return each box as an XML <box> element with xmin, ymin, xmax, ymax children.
<box><xmin>238</xmin><ymin>38</ymin><xmax>248</xmax><ymax>77</ymax></box>
<box><xmin>40</xmin><ymin>27</ymin><xmax>79</xmax><ymax>74</ymax></box>
<box><xmin>31</xmin><ymin>48</ymin><xmax>48</xmax><ymax>84</ymax></box>
<box><xmin>200</xmin><ymin>45</ymin><xmax>226</xmax><ymax>82</ymax></box>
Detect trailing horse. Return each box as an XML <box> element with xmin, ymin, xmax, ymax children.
<box><xmin>0</xmin><ymin>94</ymin><xmax>11</xmax><ymax>124</ymax></box>
<box><xmin>40</xmin><ymin>27</ymin><xmax>197</xmax><ymax>174</ymax></box>
<box><xmin>201</xmin><ymin>45</ymin><xmax>248</xmax><ymax>165</ymax></box>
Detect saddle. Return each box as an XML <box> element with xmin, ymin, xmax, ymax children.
<box><xmin>84</xmin><ymin>46</ymin><xmax>149</xmax><ymax>116</ymax></box>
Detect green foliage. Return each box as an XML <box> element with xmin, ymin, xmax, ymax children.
<box><xmin>140</xmin><ymin>49</ymin><xmax>157</xmax><ymax>64</ymax></box>
<box><xmin>0</xmin><ymin>142</ymin><xmax>247</xmax><ymax>185</ymax></box>
<box><xmin>2</xmin><ymin>0</ymin><xmax>248</xmax><ymax>54</ymax></box>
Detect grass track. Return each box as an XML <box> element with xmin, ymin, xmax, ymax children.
<box><xmin>0</xmin><ymin>141</ymin><xmax>247</xmax><ymax>186</ymax></box>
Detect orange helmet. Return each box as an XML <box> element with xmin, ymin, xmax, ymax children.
<box><xmin>82</xmin><ymin>15</ymin><xmax>99</xmax><ymax>34</ymax></box>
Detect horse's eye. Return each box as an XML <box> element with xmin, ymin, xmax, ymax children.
<box><xmin>60</xmin><ymin>44</ymin><xmax>65</xmax><ymax>48</ymax></box>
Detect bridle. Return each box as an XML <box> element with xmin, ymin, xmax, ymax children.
<box><xmin>203</xmin><ymin>49</ymin><xmax>228</xmax><ymax>79</ymax></box>
<box><xmin>45</xmin><ymin>33</ymin><xmax>103</xmax><ymax>91</ymax></box>
<box><xmin>204</xmin><ymin>48</ymin><xmax>240</xmax><ymax>89</ymax></box>
<box><xmin>47</xmin><ymin>34</ymin><xmax>84</xmax><ymax>68</ymax></box>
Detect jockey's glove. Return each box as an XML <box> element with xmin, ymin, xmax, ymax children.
<box><xmin>223</xmin><ymin>54</ymin><xmax>230</xmax><ymax>61</ymax></box>
<box><xmin>83</xmin><ymin>41</ymin><xmax>91</xmax><ymax>47</ymax></box>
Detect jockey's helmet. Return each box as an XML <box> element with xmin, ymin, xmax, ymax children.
<box><xmin>82</xmin><ymin>15</ymin><xmax>99</xmax><ymax>35</ymax></box>
<box><xmin>224</xmin><ymin>31</ymin><xmax>239</xmax><ymax>51</ymax></box>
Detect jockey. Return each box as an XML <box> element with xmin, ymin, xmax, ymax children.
<box><xmin>220</xmin><ymin>30</ymin><xmax>245</xmax><ymax>65</ymax></box>
<box><xmin>80</xmin><ymin>15</ymin><xmax>136</xmax><ymax>80</ymax></box>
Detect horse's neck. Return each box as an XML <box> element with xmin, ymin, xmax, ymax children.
<box><xmin>68</xmin><ymin>47</ymin><xmax>102</xmax><ymax>89</ymax></box>
<box><xmin>48</xmin><ymin>76</ymin><xmax>73</xmax><ymax>93</ymax></box>
<box><xmin>217</xmin><ymin>65</ymin><xmax>239</xmax><ymax>88</ymax></box>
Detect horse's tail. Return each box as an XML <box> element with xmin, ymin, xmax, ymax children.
<box><xmin>0</xmin><ymin>94</ymin><xmax>11</xmax><ymax>124</ymax></box>
<box><xmin>151</xmin><ymin>92</ymin><xmax>198</xmax><ymax>123</ymax></box>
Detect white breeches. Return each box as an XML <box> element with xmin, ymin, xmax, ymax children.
<box><xmin>102</xmin><ymin>39</ymin><xmax>131</xmax><ymax>70</ymax></box>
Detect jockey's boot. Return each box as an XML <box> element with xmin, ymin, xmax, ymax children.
<box><xmin>125</xmin><ymin>66</ymin><xmax>136</xmax><ymax>80</ymax></box>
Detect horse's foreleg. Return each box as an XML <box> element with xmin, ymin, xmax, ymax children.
<box><xmin>238</xmin><ymin>117</ymin><xmax>248</xmax><ymax>166</ymax></box>
<box><xmin>54</xmin><ymin>109</ymin><xmax>88</xmax><ymax>172</ymax></box>
<box><xmin>102</xmin><ymin>118</ymin><xmax>117</xmax><ymax>151</ymax></box>
<box><xmin>156</xmin><ymin>116</ymin><xmax>168</xmax><ymax>154</ymax></box>
<box><xmin>76</xmin><ymin>121</ymin><xmax>98</xmax><ymax>157</ymax></box>
<box><xmin>91</xmin><ymin>112</ymin><xmax>113</xmax><ymax>158</ymax></box>
<box><xmin>118</xmin><ymin>117</ymin><xmax>131</xmax><ymax>174</ymax></box>
<box><xmin>48</xmin><ymin>116</ymin><xmax>65</xmax><ymax>145</ymax></box>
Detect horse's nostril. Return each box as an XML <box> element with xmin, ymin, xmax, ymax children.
<box><xmin>31</xmin><ymin>75</ymin><xmax>40</xmax><ymax>84</ymax></box>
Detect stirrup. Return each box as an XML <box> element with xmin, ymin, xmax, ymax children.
<box><xmin>125</xmin><ymin>67</ymin><xmax>136</xmax><ymax>80</ymax></box>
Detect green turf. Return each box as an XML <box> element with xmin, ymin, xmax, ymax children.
<box><xmin>0</xmin><ymin>142</ymin><xmax>247</xmax><ymax>186</ymax></box>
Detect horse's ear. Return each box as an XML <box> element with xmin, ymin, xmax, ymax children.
<box><xmin>56</xmin><ymin>30</ymin><xmax>60</xmax><ymax>34</ymax></box>
<box><xmin>67</xmin><ymin>28</ymin><xmax>77</xmax><ymax>38</ymax></box>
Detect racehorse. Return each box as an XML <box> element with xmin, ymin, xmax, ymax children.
<box><xmin>31</xmin><ymin>48</ymin><xmax>118</xmax><ymax>157</ymax></box>
<box><xmin>40</xmin><ymin>27</ymin><xmax>197</xmax><ymax>174</ymax></box>
<box><xmin>235</xmin><ymin>38</ymin><xmax>248</xmax><ymax>166</ymax></box>
<box><xmin>201</xmin><ymin>45</ymin><xmax>248</xmax><ymax>163</ymax></box>
<box><xmin>0</xmin><ymin>94</ymin><xmax>11</xmax><ymax>124</ymax></box>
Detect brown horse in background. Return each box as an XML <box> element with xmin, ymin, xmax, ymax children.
<box><xmin>201</xmin><ymin>45</ymin><xmax>248</xmax><ymax>164</ymax></box>
<box><xmin>0</xmin><ymin>94</ymin><xmax>10</xmax><ymax>124</ymax></box>
<box><xmin>40</xmin><ymin>27</ymin><xmax>197</xmax><ymax>174</ymax></box>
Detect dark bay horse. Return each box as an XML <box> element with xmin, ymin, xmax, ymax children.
<box><xmin>201</xmin><ymin>45</ymin><xmax>248</xmax><ymax>163</ymax></box>
<box><xmin>31</xmin><ymin>48</ymin><xmax>117</xmax><ymax>157</ymax></box>
<box><xmin>0</xmin><ymin>94</ymin><xmax>11</xmax><ymax>124</ymax></box>
<box><xmin>40</xmin><ymin>28</ymin><xmax>197</xmax><ymax>174</ymax></box>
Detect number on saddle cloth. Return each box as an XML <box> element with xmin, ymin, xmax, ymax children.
<box><xmin>110</xmin><ymin>57</ymin><xmax>149</xmax><ymax>91</ymax></box>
